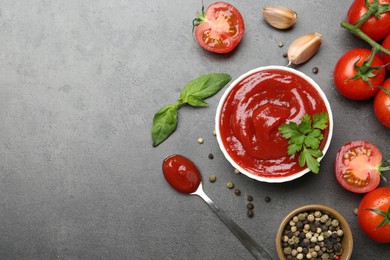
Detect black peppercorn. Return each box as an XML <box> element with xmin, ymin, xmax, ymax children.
<box><xmin>247</xmin><ymin>210</ymin><xmax>254</xmax><ymax>218</ymax></box>
<box><xmin>265</xmin><ymin>196</ymin><xmax>271</xmax><ymax>203</ymax></box>
<box><xmin>312</xmin><ymin>67</ymin><xmax>319</xmax><ymax>74</ymax></box>
<box><xmin>247</xmin><ymin>195</ymin><xmax>253</xmax><ymax>201</ymax></box>
<box><xmin>247</xmin><ymin>203</ymin><xmax>254</xmax><ymax>210</ymax></box>
<box><xmin>234</xmin><ymin>189</ymin><xmax>241</xmax><ymax>196</ymax></box>
<box><xmin>208</xmin><ymin>153</ymin><xmax>214</xmax><ymax>159</ymax></box>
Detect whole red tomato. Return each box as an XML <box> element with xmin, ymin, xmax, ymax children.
<box><xmin>358</xmin><ymin>187</ymin><xmax>390</xmax><ymax>243</ymax></box>
<box><xmin>348</xmin><ymin>0</ymin><xmax>390</xmax><ymax>41</ymax></box>
<box><xmin>193</xmin><ymin>2</ymin><xmax>245</xmax><ymax>53</ymax></box>
<box><xmin>334</xmin><ymin>48</ymin><xmax>385</xmax><ymax>100</ymax></box>
<box><xmin>334</xmin><ymin>140</ymin><xmax>385</xmax><ymax>193</ymax></box>
<box><xmin>381</xmin><ymin>35</ymin><xmax>390</xmax><ymax>71</ymax></box>
<box><xmin>374</xmin><ymin>79</ymin><xmax>390</xmax><ymax>128</ymax></box>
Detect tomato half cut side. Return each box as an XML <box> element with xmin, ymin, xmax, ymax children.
<box><xmin>194</xmin><ymin>2</ymin><xmax>245</xmax><ymax>54</ymax></box>
<box><xmin>335</xmin><ymin>140</ymin><xmax>382</xmax><ymax>193</ymax></box>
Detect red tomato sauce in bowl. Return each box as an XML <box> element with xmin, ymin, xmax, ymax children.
<box><xmin>216</xmin><ymin>66</ymin><xmax>333</xmax><ymax>182</ymax></box>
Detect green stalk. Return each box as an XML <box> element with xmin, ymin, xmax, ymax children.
<box><xmin>341</xmin><ymin>21</ymin><xmax>390</xmax><ymax>56</ymax></box>
<box><xmin>341</xmin><ymin>0</ymin><xmax>390</xmax><ymax>56</ymax></box>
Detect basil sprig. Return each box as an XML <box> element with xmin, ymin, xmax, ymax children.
<box><xmin>152</xmin><ymin>73</ymin><xmax>231</xmax><ymax>147</ymax></box>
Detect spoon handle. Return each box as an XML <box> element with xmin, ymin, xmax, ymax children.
<box><xmin>195</xmin><ymin>184</ymin><xmax>273</xmax><ymax>260</ymax></box>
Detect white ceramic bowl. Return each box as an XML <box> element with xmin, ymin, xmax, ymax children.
<box><xmin>215</xmin><ymin>66</ymin><xmax>333</xmax><ymax>183</ymax></box>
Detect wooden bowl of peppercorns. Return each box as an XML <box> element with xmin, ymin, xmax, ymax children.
<box><xmin>276</xmin><ymin>204</ymin><xmax>353</xmax><ymax>260</ymax></box>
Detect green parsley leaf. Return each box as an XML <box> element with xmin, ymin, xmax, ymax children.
<box><xmin>312</xmin><ymin>113</ymin><xmax>329</xmax><ymax>130</ymax></box>
<box><xmin>278</xmin><ymin>113</ymin><xmax>329</xmax><ymax>174</ymax></box>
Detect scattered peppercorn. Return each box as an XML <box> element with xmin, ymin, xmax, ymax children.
<box><xmin>247</xmin><ymin>203</ymin><xmax>254</xmax><ymax>210</ymax></box>
<box><xmin>265</xmin><ymin>196</ymin><xmax>271</xmax><ymax>203</ymax></box>
<box><xmin>212</xmin><ymin>130</ymin><xmax>216</xmax><ymax>136</ymax></box>
<box><xmin>247</xmin><ymin>195</ymin><xmax>253</xmax><ymax>202</ymax></box>
<box><xmin>234</xmin><ymin>168</ymin><xmax>240</xmax><ymax>174</ymax></box>
<box><xmin>197</xmin><ymin>137</ymin><xmax>204</xmax><ymax>144</ymax></box>
<box><xmin>227</xmin><ymin>181</ymin><xmax>234</xmax><ymax>189</ymax></box>
<box><xmin>247</xmin><ymin>210</ymin><xmax>254</xmax><ymax>218</ymax></box>
<box><xmin>353</xmin><ymin>208</ymin><xmax>358</xmax><ymax>215</ymax></box>
<box><xmin>234</xmin><ymin>189</ymin><xmax>241</xmax><ymax>196</ymax></box>
<box><xmin>208</xmin><ymin>175</ymin><xmax>216</xmax><ymax>183</ymax></box>
<box><xmin>312</xmin><ymin>67</ymin><xmax>319</xmax><ymax>74</ymax></box>
<box><xmin>283</xmin><ymin>52</ymin><xmax>288</xmax><ymax>58</ymax></box>
<box><xmin>278</xmin><ymin>41</ymin><xmax>284</xmax><ymax>47</ymax></box>
<box><xmin>208</xmin><ymin>153</ymin><xmax>214</xmax><ymax>159</ymax></box>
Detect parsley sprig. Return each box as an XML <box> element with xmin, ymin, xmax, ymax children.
<box><xmin>278</xmin><ymin>113</ymin><xmax>329</xmax><ymax>174</ymax></box>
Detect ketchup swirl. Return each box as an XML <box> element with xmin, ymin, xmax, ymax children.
<box><xmin>219</xmin><ymin>69</ymin><xmax>329</xmax><ymax>177</ymax></box>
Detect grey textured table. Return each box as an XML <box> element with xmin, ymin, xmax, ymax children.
<box><xmin>1</xmin><ymin>0</ymin><xmax>389</xmax><ymax>259</ymax></box>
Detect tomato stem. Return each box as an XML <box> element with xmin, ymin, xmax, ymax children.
<box><xmin>364</xmin><ymin>206</ymin><xmax>390</xmax><ymax>229</ymax></box>
<box><xmin>340</xmin><ymin>0</ymin><xmax>390</xmax><ymax>56</ymax></box>
<box><xmin>341</xmin><ymin>22</ymin><xmax>390</xmax><ymax>56</ymax></box>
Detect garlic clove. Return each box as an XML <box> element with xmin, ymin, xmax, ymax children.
<box><xmin>262</xmin><ymin>6</ymin><xmax>297</xmax><ymax>30</ymax></box>
<box><xmin>287</xmin><ymin>32</ymin><xmax>323</xmax><ymax>65</ymax></box>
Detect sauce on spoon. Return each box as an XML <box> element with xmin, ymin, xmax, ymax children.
<box><xmin>162</xmin><ymin>154</ymin><xmax>201</xmax><ymax>194</ymax></box>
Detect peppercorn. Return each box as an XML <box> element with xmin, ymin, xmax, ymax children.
<box><xmin>278</xmin><ymin>41</ymin><xmax>284</xmax><ymax>47</ymax></box>
<box><xmin>234</xmin><ymin>189</ymin><xmax>241</xmax><ymax>196</ymax></box>
<box><xmin>312</xmin><ymin>67</ymin><xmax>319</xmax><ymax>74</ymax></box>
<box><xmin>208</xmin><ymin>175</ymin><xmax>216</xmax><ymax>183</ymax></box>
<box><xmin>227</xmin><ymin>181</ymin><xmax>234</xmax><ymax>189</ymax></box>
<box><xmin>247</xmin><ymin>195</ymin><xmax>253</xmax><ymax>201</ymax></box>
<box><xmin>247</xmin><ymin>210</ymin><xmax>254</xmax><ymax>218</ymax></box>
<box><xmin>212</xmin><ymin>130</ymin><xmax>216</xmax><ymax>136</ymax></box>
<box><xmin>247</xmin><ymin>203</ymin><xmax>254</xmax><ymax>210</ymax></box>
<box><xmin>283</xmin><ymin>52</ymin><xmax>288</xmax><ymax>58</ymax></box>
<box><xmin>296</xmin><ymin>221</ymin><xmax>303</xmax><ymax>229</ymax></box>
<box><xmin>208</xmin><ymin>153</ymin><xmax>214</xmax><ymax>159</ymax></box>
<box><xmin>265</xmin><ymin>196</ymin><xmax>271</xmax><ymax>203</ymax></box>
<box><xmin>234</xmin><ymin>168</ymin><xmax>240</xmax><ymax>174</ymax></box>
<box><xmin>331</xmin><ymin>219</ymin><xmax>339</xmax><ymax>227</ymax></box>
<box><xmin>197</xmin><ymin>137</ymin><xmax>204</xmax><ymax>144</ymax></box>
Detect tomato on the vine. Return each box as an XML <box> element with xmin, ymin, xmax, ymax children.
<box><xmin>358</xmin><ymin>187</ymin><xmax>390</xmax><ymax>243</ymax></box>
<box><xmin>335</xmin><ymin>140</ymin><xmax>389</xmax><ymax>193</ymax></box>
<box><xmin>347</xmin><ymin>0</ymin><xmax>390</xmax><ymax>41</ymax></box>
<box><xmin>374</xmin><ymin>78</ymin><xmax>390</xmax><ymax>128</ymax></box>
<box><xmin>382</xmin><ymin>34</ymin><xmax>390</xmax><ymax>71</ymax></box>
<box><xmin>334</xmin><ymin>48</ymin><xmax>385</xmax><ymax>100</ymax></box>
<box><xmin>193</xmin><ymin>2</ymin><xmax>245</xmax><ymax>54</ymax></box>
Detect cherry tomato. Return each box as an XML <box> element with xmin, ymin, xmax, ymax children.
<box><xmin>193</xmin><ymin>2</ymin><xmax>245</xmax><ymax>53</ymax></box>
<box><xmin>381</xmin><ymin>35</ymin><xmax>390</xmax><ymax>71</ymax></box>
<box><xmin>334</xmin><ymin>140</ymin><xmax>384</xmax><ymax>193</ymax></box>
<box><xmin>358</xmin><ymin>187</ymin><xmax>390</xmax><ymax>243</ymax></box>
<box><xmin>374</xmin><ymin>78</ymin><xmax>390</xmax><ymax>128</ymax></box>
<box><xmin>347</xmin><ymin>0</ymin><xmax>390</xmax><ymax>41</ymax></box>
<box><xmin>334</xmin><ymin>48</ymin><xmax>385</xmax><ymax>100</ymax></box>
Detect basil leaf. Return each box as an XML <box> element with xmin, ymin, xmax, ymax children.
<box><xmin>186</xmin><ymin>95</ymin><xmax>208</xmax><ymax>107</ymax></box>
<box><xmin>179</xmin><ymin>73</ymin><xmax>231</xmax><ymax>101</ymax></box>
<box><xmin>152</xmin><ymin>104</ymin><xmax>178</xmax><ymax>147</ymax></box>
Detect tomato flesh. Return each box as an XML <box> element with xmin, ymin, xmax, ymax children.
<box><xmin>358</xmin><ymin>187</ymin><xmax>390</xmax><ymax>243</ymax></box>
<box><xmin>335</xmin><ymin>140</ymin><xmax>382</xmax><ymax>193</ymax></box>
<box><xmin>374</xmin><ymin>79</ymin><xmax>390</xmax><ymax>128</ymax></box>
<box><xmin>195</xmin><ymin>2</ymin><xmax>245</xmax><ymax>53</ymax></box>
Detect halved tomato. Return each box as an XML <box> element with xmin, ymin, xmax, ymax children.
<box><xmin>193</xmin><ymin>2</ymin><xmax>245</xmax><ymax>53</ymax></box>
<box><xmin>335</xmin><ymin>140</ymin><xmax>388</xmax><ymax>193</ymax></box>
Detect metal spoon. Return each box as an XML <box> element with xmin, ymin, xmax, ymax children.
<box><xmin>191</xmin><ymin>182</ymin><xmax>273</xmax><ymax>260</ymax></box>
<box><xmin>163</xmin><ymin>154</ymin><xmax>273</xmax><ymax>259</ymax></box>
